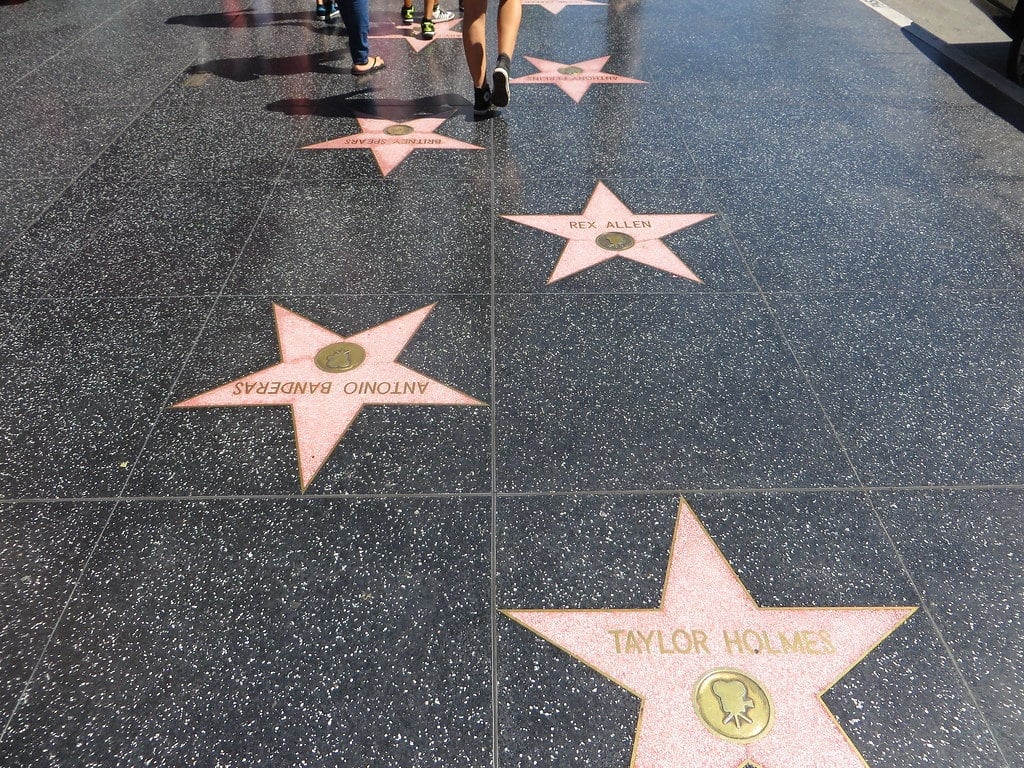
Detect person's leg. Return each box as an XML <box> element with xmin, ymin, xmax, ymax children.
<box><xmin>496</xmin><ymin>0</ymin><xmax>521</xmax><ymax>59</ymax></box>
<box><xmin>461</xmin><ymin>0</ymin><xmax>488</xmax><ymax>88</ymax></box>
<box><xmin>421</xmin><ymin>0</ymin><xmax>437</xmax><ymax>38</ymax></box>
<box><xmin>339</xmin><ymin>0</ymin><xmax>373</xmax><ymax>66</ymax></box>
<box><xmin>491</xmin><ymin>0</ymin><xmax>519</xmax><ymax>106</ymax></box>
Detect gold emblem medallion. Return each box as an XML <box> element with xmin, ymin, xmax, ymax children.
<box><xmin>693</xmin><ymin>668</ymin><xmax>774</xmax><ymax>744</ymax></box>
<box><xmin>385</xmin><ymin>124</ymin><xmax>415</xmax><ymax>136</ymax></box>
<box><xmin>558</xmin><ymin>66</ymin><xmax>584</xmax><ymax>75</ymax></box>
<box><xmin>314</xmin><ymin>342</ymin><xmax>367</xmax><ymax>373</ymax></box>
<box><xmin>596</xmin><ymin>231</ymin><xmax>636</xmax><ymax>251</ymax></box>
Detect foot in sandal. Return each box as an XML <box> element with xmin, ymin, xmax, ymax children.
<box><xmin>352</xmin><ymin>56</ymin><xmax>386</xmax><ymax>75</ymax></box>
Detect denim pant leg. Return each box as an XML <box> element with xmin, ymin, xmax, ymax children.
<box><xmin>338</xmin><ymin>0</ymin><xmax>370</xmax><ymax>64</ymax></box>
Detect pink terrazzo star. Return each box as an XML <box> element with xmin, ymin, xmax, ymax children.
<box><xmin>503</xmin><ymin>182</ymin><xmax>715</xmax><ymax>283</ymax></box>
<box><xmin>173</xmin><ymin>304</ymin><xmax>484</xmax><ymax>491</ymax></box>
<box><xmin>369</xmin><ymin>16</ymin><xmax>463</xmax><ymax>51</ymax></box>
<box><xmin>522</xmin><ymin>0</ymin><xmax>606</xmax><ymax>13</ymax></box>
<box><xmin>504</xmin><ymin>499</ymin><xmax>916</xmax><ymax>768</ymax></box>
<box><xmin>510</xmin><ymin>55</ymin><xmax>644</xmax><ymax>102</ymax></box>
<box><xmin>302</xmin><ymin>114</ymin><xmax>482</xmax><ymax>176</ymax></box>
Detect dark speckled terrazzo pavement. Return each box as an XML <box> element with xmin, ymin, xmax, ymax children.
<box><xmin>0</xmin><ymin>0</ymin><xmax>1022</xmax><ymax>764</ymax></box>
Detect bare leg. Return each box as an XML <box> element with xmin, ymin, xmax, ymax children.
<box><xmin>496</xmin><ymin>0</ymin><xmax>521</xmax><ymax>58</ymax></box>
<box><xmin>462</xmin><ymin>0</ymin><xmax>488</xmax><ymax>87</ymax></box>
<box><xmin>423</xmin><ymin>0</ymin><xmax>435</xmax><ymax>16</ymax></box>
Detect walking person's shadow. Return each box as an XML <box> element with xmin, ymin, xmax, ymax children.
<box><xmin>166</xmin><ymin>9</ymin><xmax>311</xmax><ymax>28</ymax></box>
<box><xmin>188</xmin><ymin>50</ymin><xmax>351</xmax><ymax>82</ymax></box>
<box><xmin>267</xmin><ymin>92</ymin><xmax>473</xmax><ymax>122</ymax></box>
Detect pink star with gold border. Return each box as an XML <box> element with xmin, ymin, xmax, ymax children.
<box><xmin>504</xmin><ymin>498</ymin><xmax>916</xmax><ymax>768</ymax></box>
<box><xmin>369</xmin><ymin>15</ymin><xmax>462</xmax><ymax>51</ymax></box>
<box><xmin>173</xmin><ymin>304</ymin><xmax>485</xmax><ymax>491</ymax></box>
<box><xmin>302</xmin><ymin>113</ymin><xmax>482</xmax><ymax>176</ymax></box>
<box><xmin>522</xmin><ymin>0</ymin><xmax>606</xmax><ymax>13</ymax></box>
<box><xmin>503</xmin><ymin>182</ymin><xmax>715</xmax><ymax>283</ymax></box>
<box><xmin>510</xmin><ymin>55</ymin><xmax>644</xmax><ymax>102</ymax></box>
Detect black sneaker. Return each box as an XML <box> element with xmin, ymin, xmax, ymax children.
<box><xmin>421</xmin><ymin>17</ymin><xmax>435</xmax><ymax>38</ymax></box>
<box><xmin>401</xmin><ymin>4</ymin><xmax>415</xmax><ymax>22</ymax></box>
<box><xmin>315</xmin><ymin>1</ymin><xmax>328</xmax><ymax>18</ymax></box>
<box><xmin>492</xmin><ymin>54</ymin><xmax>511</xmax><ymax>107</ymax></box>
<box><xmin>325</xmin><ymin>1</ymin><xmax>340</xmax><ymax>21</ymax></box>
<box><xmin>474</xmin><ymin>85</ymin><xmax>494</xmax><ymax>116</ymax></box>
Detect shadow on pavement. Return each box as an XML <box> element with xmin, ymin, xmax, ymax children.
<box><xmin>953</xmin><ymin>40</ymin><xmax>1013</xmax><ymax>74</ymax></box>
<box><xmin>905</xmin><ymin>26</ymin><xmax>1024</xmax><ymax>131</ymax></box>
<box><xmin>167</xmin><ymin>10</ymin><xmax>310</xmax><ymax>27</ymax></box>
<box><xmin>267</xmin><ymin>93</ymin><xmax>474</xmax><ymax>121</ymax></box>
<box><xmin>189</xmin><ymin>51</ymin><xmax>350</xmax><ymax>82</ymax></box>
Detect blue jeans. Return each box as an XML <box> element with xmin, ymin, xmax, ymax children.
<box><xmin>337</xmin><ymin>0</ymin><xmax>370</xmax><ymax>64</ymax></box>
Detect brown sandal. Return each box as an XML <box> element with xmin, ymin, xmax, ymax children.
<box><xmin>352</xmin><ymin>56</ymin><xmax>385</xmax><ymax>75</ymax></box>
